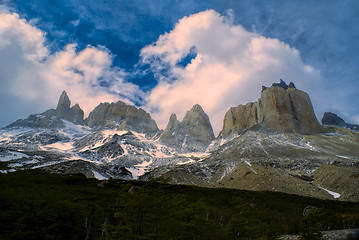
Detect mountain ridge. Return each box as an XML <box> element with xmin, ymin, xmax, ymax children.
<box><xmin>159</xmin><ymin>104</ymin><xmax>215</xmax><ymax>152</ymax></box>
<box><xmin>219</xmin><ymin>79</ymin><xmax>323</xmax><ymax>139</ymax></box>
<box><xmin>1</xmin><ymin>80</ymin><xmax>358</xmax><ymax>202</ymax></box>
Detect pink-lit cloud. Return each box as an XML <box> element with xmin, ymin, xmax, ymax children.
<box><xmin>0</xmin><ymin>10</ymin><xmax>142</xmax><ymax>125</ymax></box>
<box><xmin>141</xmin><ymin>10</ymin><xmax>322</xmax><ymax>135</ymax></box>
<box><xmin>0</xmin><ymin>8</ymin><xmax>325</xmax><ymax>133</ymax></box>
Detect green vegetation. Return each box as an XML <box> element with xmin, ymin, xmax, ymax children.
<box><xmin>0</xmin><ymin>170</ymin><xmax>358</xmax><ymax>239</ymax></box>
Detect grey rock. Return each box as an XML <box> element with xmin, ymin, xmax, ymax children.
<box><xmin>96</xmin><ymin>134</ymin><xmax>125</xmax><ymax>158</ymax></box>
<box><xmin>160</xmin><ymin>104</ymin><xmax>215</xmax><ymax>152</ymax></box>
<box><xmin>322</xmin><ymin>112</ymin><xmax>359</xmax><ymax>131</ymax></box>
<box><xmin>5</xmin><ymin>113</ymin><xmax>65</xmax><ymax>129</ymax></box>
<box><xmin>272</xmin><ymin>79</ymin><xmax>289</xmax><ymax>89</ymax></box>
<box><xmin>322</xmin><ymin>112</ymin><xmax>346</xmax><ymax>127</ymax></box>
<box><xmin>56</xmin><ymin>91</ymin><xmax>71</xmax><ymax>116</ymax></box>
<box><xmin>5</xmin><ymin>91</ymin><xmax>84</xmax><ymax>129</ymax></box>
<box><xmin>85</xmin><ymin>101</ymin><xmax>159</xmax><ymax>135</ymax></box>
<box><xmin>55</xmin><ymin>91</ymin><xmax>84</xmax><ymax>124</ymax></box>
<box><xmin>68</xmin><ymin>104</ymin><xmax>84</xmax><ymax>125</ymax></box>
<box><xmin>288</xmin><ymin>82</ymin><xmax>296</xmax><ymax>89</ymax></box>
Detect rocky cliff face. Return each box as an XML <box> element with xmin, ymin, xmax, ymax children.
<box><xmin>56</xmin><ymin>91</ymin><xmax>84</xmax><ymax>125</ymax></box>
<box><xmin>2</xmin><ymin>81</ymin><xmax>359</xmax><ymax>202</ymax></box>
<box><xmin>85</xmin><ymin>101</ymin><xmax>159</xmax><ymax>135</ymax></box>
<box><xmin>219</xmin><ymin>80</ymin><xmax>323</xmax><ymax>138</ymax></box>
<box><xmin>5</xmin><ymin>91</ymin><xmax>84</xmax><ymax>128</ymax></box>
<box><xmin>322</xmin><ymin>112</ymin><xmax>359</xmax><ymax>131</ymax></box>
<box><xmin>322</xmin><ymin>112</ymin><xmax>346</xmax><ymax>127</ymax></box>
<box><xmin>160</xmin><ymin>104</ymin><xmax>215</xmax><ymax>152</ymax></box>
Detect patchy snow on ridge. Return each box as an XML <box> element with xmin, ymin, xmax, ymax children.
<box><xmin>102</xmin><ymin>129</ymin><xmax>128</xmax><ymax>138</ymax></box>
<box><xmin>31</xmin><ymin>160</ymin><xmax>69</xmax><ymax>169</ymax></box>
<box><xmin>62</xmin><ymin>120</ymin><xmax>91</xmax><ymax>137</ymax></box>
<box><xmin>179</xmin><ymin>152</ymin><xmax>209</xmax><ymax>159</ymax></box>
<box><xmin>219</xmin><ymin>162</ymin><xmax>236</xmax><ymax>181</ymax></box>
<box><xmin>126</xmin><ymin>159</ymin><xmax>154</xmax><ymax>179</ymax></box>
<box><xmin>244</xmin><ymin>160</ymin><xmax>252</xmax><ymax>167</ymax></box>
<box><xmin>44</xmin><ymin>141</ymin><xmax>74</xmax><ymax>151</ymax></box>
<box><xmin>0</xmin><ymin>128</ymin><xmax>32</xmax><ymax>144</ymax></box>
<box><xmin>126</xmin><ymin>167</ymin><xmax>145</xmax><ymax>180</ymax></box>
<box><xmin>91</xmin><ymin>170</ymin><xmax>108</xmax><ymax>180</ymax></box>
<box><xmin>176</xmin><ymin>159</ymin><xmax>195</xmax><ymax>165</ymax></box>
<box><xmin>0</xmin><ymin>151</ymin><xmax>29</xmax><ymax>162</ymax></box>
<box><xmin>319</xmin><ymin>186</ymin><xmax>341</xmax><ymax>199</ymax></box>
<box><xmin>67</xmin><ymin>155</ymin><xmax>103</xmax><ymax>165</ymax></box>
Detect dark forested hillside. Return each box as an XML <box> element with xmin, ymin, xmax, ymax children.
<box><xmin>1</xmin><ymin>170</ymin><xmax>358</xmax><ymax>240</ymax></box>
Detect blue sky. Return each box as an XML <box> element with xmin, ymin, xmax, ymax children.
<box><xmin>1</xmin><ymin>0</ymin><xmax>358</xmax><ymax>134</ymax></box>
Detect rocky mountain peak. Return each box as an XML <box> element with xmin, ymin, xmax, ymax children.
<box><xmin>189</xmin><ymin>104</ymin><xmax>204</xmax><ymax>112</ymax></box>
<box><xmin>85</xmin><ymin>101</ymin><xmax>159</xmax><ymax>135</ymax></box>
<box><xmin>322</xmin><ymin>112</ymin><xmax>359</xmax><ymax>131</ymax></box>
<box><xmin>269</xmin><ymin>79</ymin><xmax>297</xmax><ymax>90</ymax></box>
<box><xmin>322</xmin><ymin>112</ymin><xmax>346</xmax><ymax>127</ymax></box>
<box><xmin>56</xmin><ymin>91</ymin><xmax>71</xmax><ymax>112</ymax></box>
<box><xmin>166</xmin><ymin>114</ymin><xmax>180</xmax><ymax>132</ymax></box>
<box><xmin>160</xmin><ymin>104</ymin><xmax>215</xmax><ymax>152</ymax></box>
<box><xmin>288</xmin><ymin>82</ymin><xmax>296</xmax><ymax>89</ymax></box>
<box><xmin>183</xmin><ymin>104</ymin><xmax>211</xmax><ymax>124</ymax></box>
<box><xmin>220</xmin><ymin>80</ymin><xmax>323</xmax><ymax>138</ymax></box>
<box><xmin>55</xmin><ymin>91</ymin><xmax>84</xmax><ymax>124</ymax></box>
<box><xmin>271</xmin><ymin>79</ymin><xmax>289</xmax><ymax>89</ymax></box>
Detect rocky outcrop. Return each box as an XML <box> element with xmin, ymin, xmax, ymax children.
<box><xmin>219</xmin><ymin>80</ymin><xmax>323</xmax><ymax>138</ymax></box>
<box><xmin>160</xmin><ymin>104</ymin><xmax>215</xmax><ymax>152</ymax></box>
<box><xmin>80</xmin><ymin>134</ymin><xmax>125</xmax><ymax>161</ymax></box>
<box><xmin>56</xmin><ymin>91</ymin><xmax>71</xmax><ymax>116</ymax></box>
<box><xmin>96</xmin><ymin>134</ymin><xmax>125</xmax><ymax>159</ymax></box>
<box><xmin>5</xmin><ymin>112</ymin><xmax>65</xmax><ymax>129</ymax></box>
<box><xmin>322</xmin><ymin>112</ymin><xmax>346</xmax><ymax>127</ymax></box>
<box><xmin>56</xmin><ymin>91</ymin><xmax>84</xmax><ymax>124</ymax></box>
<box><xmin>5</xmin><ymin>91</ymin><xmax>84</xmax><ymax>128</ymax></box>
<box><xmin>322</xmin><ymin>112</ymin><xmax>359</xmax><ymax>131</ymax></box>
<box><xmin>85</xmin><ymin>101</ymin><xmax>159</xmax><ymax>135</ymax></box>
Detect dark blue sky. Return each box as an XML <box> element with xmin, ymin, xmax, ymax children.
<box><xmin>7</xmin><ymin>1</ymin><xmax>358</xmax><ymax>88</ymax></box>
<box><xmin>1</xmin><ymin>0</ymin><xmax>359</xmax><ymax>129</ymax></box>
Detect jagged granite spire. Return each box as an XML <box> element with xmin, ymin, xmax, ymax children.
<box><xmin>5</xmin><ymin>91</ymin><xmax>84</xmax><ymax>128</ymax></box>
<box><xmin>219</xmin><ymin>80</ymin><xmax>323</xmax><ymax>138</ymax></box>
<box><xmin>160</xmin><ymin>104</ymin><xmax>215</xmax><ymax>152</ymax></box>
<box><xmin>85</xmin><ymin>101</ymin><xmax>159</xmax><ymax>135</ymax></box>
<box><xmin>56</xmin><ymin>91</ymin><xmax>71</xmax><ymax>115</ymax></box>
<box><xmin>56</xmin><ymin>91</ymin><xmax>84</xmax><ymax>124</ymax></box>
<box><xmin>182</xmin><ymin>104</ymin><xmax>215</xmax><ymax>141</ymax></box>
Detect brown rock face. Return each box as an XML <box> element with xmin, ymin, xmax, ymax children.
<box><xmin>219</xmin><ymin>80</ymin><xmax>323</xmax><ymax>138</ymax></box>
<box><xmin>55</xmin><ymin>91</ymin><xmax>84</xmax><ymax>124</ymax></box>
<box><xmin>85</xmin><ymin>101</ymin><xmax>159</xmax><ymax>135</ymax></box>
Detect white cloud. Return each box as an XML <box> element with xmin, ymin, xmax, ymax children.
<box><xmin>352</xmin><ymin>115</ymin><xmax>359</xmax><ymax>125</ymax></box>
<box><xmin>0</xmin><ymin>10</ymin><xmax>143</xmax><ymax>126</ymax></box>
<box><xmin>0</xmin><ymin>8</ymin><xmax>326</xmax><ymax>134</ymax></box>
<box><xmin>141</xmin><ymin>10</ymin><xmax>322</xmax><ymax>135</ymax></box>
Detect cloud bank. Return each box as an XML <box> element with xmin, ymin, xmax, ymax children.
<box><xmin>0</xmin><ymin>10</ymin><xmax>143</xmax><ymax>126</ymax></box>
<box><xmin>141</xmin><ymin>10</ymin><xmax>321</xmax><ymax>134</ymax></box>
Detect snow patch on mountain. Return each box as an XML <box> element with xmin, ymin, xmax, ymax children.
<box><xmin>176</xmin><ymin>159</ymin><xmax>195</xmax><ymax>165</ymax></box>
<box><xmin>319</xmin><ymin>186</ymin><xmax>341</xmax><ymax>199</ymax></box>
<box><xmin>91</xmin><ymin>170</ymin><xmax>108</xmax><ymax>180</ymax></box>
<box><xmin>44</xmin><ymin>141</ymin><xmax>74</xmax><ymax>151</ymax></box>
<box><xmin>0</xmin><ymin>150</ymin><xmax>29</xmax><ymax>161</ymax></box>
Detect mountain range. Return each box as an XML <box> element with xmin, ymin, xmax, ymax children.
<box><xmin>1</xmin><ymin>80</ymin><xmax>358</xmax><ymax>202</ymax></box>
